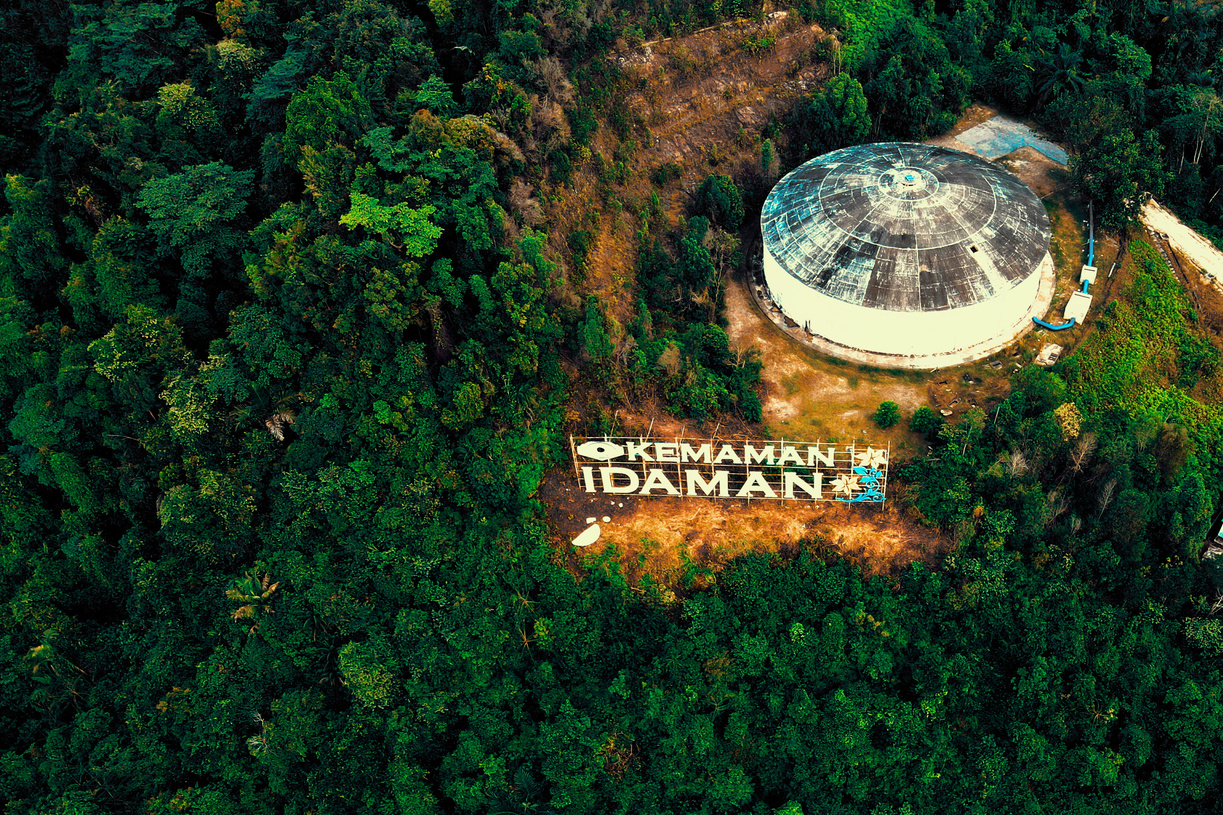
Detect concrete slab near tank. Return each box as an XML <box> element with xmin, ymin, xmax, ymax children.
<box><xmin>1063</xmin><ymin>291</ymin><xmax>1093</xmax><ymax>323</ymax></box>
<box><xmin>956</xmin><ymin>115</ymin><xmax>1070</xmax><ymax>165</ymax></box>
<box><xmin>1035</xmin><ymin>343</ymin><xmax>1063</xmax><ymax>367</ymax></box>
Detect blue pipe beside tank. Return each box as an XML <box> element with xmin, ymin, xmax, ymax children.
<box><xmin>1031</xmin><ymin>209</ymin><xmax>1093</xmax><ymax>331</ymax></box>
<box><xmin>1033</xmin><ymin>316</ymin><xmax>1077</xmax><ymax>330</ymax></box>
<box><xmin>1032</xmin><ymin>247</ymin><xmax>1090</xmax><ymax>330</ymax></box>
<box><xmin>1087</xmin><ymin>201</ymin><xmax>1094</xmax><ymax>267</ymax></box>
<box><xmin>1032</xmin><ymin>281</ymin><xmax>1089</xmax><ymax>329</ymax></box>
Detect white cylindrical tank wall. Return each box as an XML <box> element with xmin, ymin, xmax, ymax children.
<box><xmin>763</xmin><ymin>245</ymin><xmax>1046</xmax><ymax>357</ymax></box>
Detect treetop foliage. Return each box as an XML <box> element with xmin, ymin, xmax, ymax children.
<box><xmin>1</xmin><ymin>0</ymin><xmax>1222</xmax><ymax>812</ymax></box>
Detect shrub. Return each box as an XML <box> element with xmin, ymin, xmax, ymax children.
<box><xmin>650</xmin><ymin>161</ymin><xmax>683</xmax><ymax>186</ymax></box>
<box><xmin>567</xmin><ymin>229</ymin><xmax>594</xmax><ymax>278</ymax></box>
<box><xmin>873</xmin><ymin>400</ymin><xmax>901</xmax><ymax>428</ymax></box>
<box><xmin>911</xmin><ymin>405</ymin><xmax>943</xmax><ymax>439</ymax></box>
<box><xmin>692</xmin><ymin>174</ymin><xmax>744</xmax><ymax>228</ymax></box>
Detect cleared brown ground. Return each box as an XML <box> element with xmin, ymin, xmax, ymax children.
<box><xmin>725</xmin><ymin>273</ymin><xmax>939</xmax><ymax>444</ymax></box>
<box><xmin>538</xmin><ymin>465</ymin><xmax>951</xmax><ymax>586</ymax></box>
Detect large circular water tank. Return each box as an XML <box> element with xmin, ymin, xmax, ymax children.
<box><xmin>760</xmin><ymin>142</ymin><xmax>1052</xmax><ymax>363</ymax></box>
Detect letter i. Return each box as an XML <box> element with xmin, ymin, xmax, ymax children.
<box><xmin>582</xmin><ymin>466</ymin><xmax>596</xmax><ymax>493</ymax></box>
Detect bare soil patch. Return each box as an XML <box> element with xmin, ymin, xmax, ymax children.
<box><xmin>723</xmin><ymin>274</ymin><xmax>933</xmax><ymax>451</ymax></box>
<box><xmin>1143</xmin><ymin>200</ymin><xmax>1223</xmax><ymax>285</ymax></box>
<box><xmin>997</xmin><ymin>146</ymin><xmax>1065</xmax><ymax>200</ymax></box>
<box><xmin>537</xmin><ymin>466</ymin><xmax>951</xmax><ymax>587</ymax></box>
<box><xmin>941</xmin><ymin>102</ymin><xmax>999</xmax><ymax>138</ymax></box>
<box><xmin>620</xmin><ymin>13</ymin><xmax>827</xmax><ymax>167</ymax></box>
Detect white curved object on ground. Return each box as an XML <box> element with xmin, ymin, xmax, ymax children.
<box><xmin>572</xmin><ymin>524</ymin><xmax>601</xmax><ymax>547</ymax></box>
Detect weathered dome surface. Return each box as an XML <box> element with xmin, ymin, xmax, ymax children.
<box><xmin>761</xmin><ymin>142</ymin><xmax>1050</xmax><ymax>313</ymax></box>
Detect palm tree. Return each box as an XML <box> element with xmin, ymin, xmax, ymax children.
<box><xmin>226</xmin><ymin>570</ymin><xmax>280</xmax><ymax>631</ymax></box>
<box><xmin>1036</xmin><ymin>42</ymin><xmax>1087</xmax><ymax>107</ymax></box>
<box><xmin>485</xmin><ymin>768</ymin><xmax>560</xmax><ymax>815</ymax></box>
<box><xmin>26</xmin><ymin>635</ymin><xmax>86</xmax><ymax>712</ymax></box>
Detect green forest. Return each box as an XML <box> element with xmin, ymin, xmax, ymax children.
<box><xmin>3</xmin><ymin>0</ymin><xmax>1223</xmax><ymax>812</ymax></box>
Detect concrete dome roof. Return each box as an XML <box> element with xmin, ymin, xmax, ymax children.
<box><xmin>761</xmin><ymin>142</ymin><xmax>1050</xmax><ymax>313</ymax></box>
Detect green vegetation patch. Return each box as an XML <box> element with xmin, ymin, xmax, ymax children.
<box><xmin>821</xmin><ymin>0</ymin><xmax>912</xmax><ymax>71</ymax></box>
<box><xmin>1065</xmin><ymin>242</ymin><xmax>1223</xmax><ymax>461</ymax></box>
<box><xmin>4</xmin><ymin>0</ymin><xmax>1223</xmax><ymax>813</ymax></box>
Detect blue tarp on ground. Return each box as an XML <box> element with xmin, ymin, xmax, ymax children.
<box><xmin>958</xmin><ymin>116</ymin><xmax>1069</xmax><ymax>165</ymax></box>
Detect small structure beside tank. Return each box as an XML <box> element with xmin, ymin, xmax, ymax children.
<box><xmin>1035</xmin><ymin>343</ymin><xmax>1063</xmax><ymax>367</ymax></box>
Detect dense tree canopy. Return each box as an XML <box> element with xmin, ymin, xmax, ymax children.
<box><xmin>2</xmin><ymin>0</ymin><xmax>1223</xmax><ymax>813</ymax></box>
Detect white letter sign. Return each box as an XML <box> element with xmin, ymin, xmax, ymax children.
<box><xmin>570</xmin><ymin>436</ymin><xmax>888</xmax><ymax>504</ymax></box>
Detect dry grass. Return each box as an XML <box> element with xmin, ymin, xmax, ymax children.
<box><xmin>542</xmin><ymin>13</ymin><xmax>831</xmax><ymax>325</ymax></box>
<box><xmin>1041</xmin><ymin>197</ymin><xmax>1088</xmax><ymax>321</ymax></box>
<box><xmin>538</xmin><ymin>467</ymin><xmax>952</xmax><ymax>591</ymax></box>
<box><xmin>723</xmin><ymin>275</ymin><xmax>935</xmax><ymax>459</ymax></box>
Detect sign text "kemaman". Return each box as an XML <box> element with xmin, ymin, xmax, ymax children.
<box><xmin>568</xmin><ymin>437</ymin><xmax>889</xmax><ymax>503</ymax></box>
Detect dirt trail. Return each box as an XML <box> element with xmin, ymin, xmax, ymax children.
<box><xmin>1143</xmin><ymin>200</ymin><xmax>1223</xmax><ymax>282</ymax></box>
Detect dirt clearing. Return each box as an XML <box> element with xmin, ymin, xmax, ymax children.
<box><xmin>724</xmin><ymin>275</ymin><xmax>936</xmax><ymax>449</ymax></box>
<box><xmin>537</xmin><ymin>466</ymin><xmax>951</xmax><ymax>587</ymax></box>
